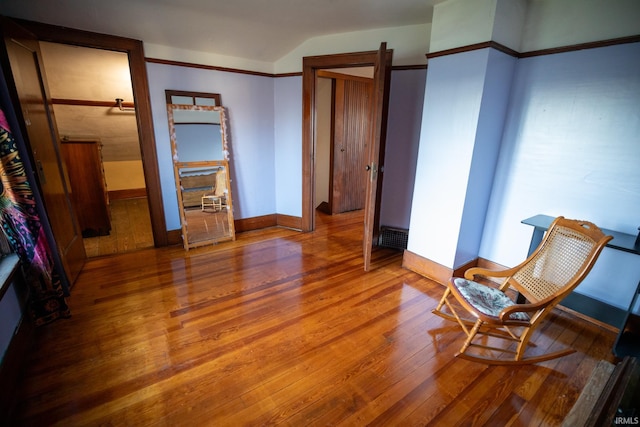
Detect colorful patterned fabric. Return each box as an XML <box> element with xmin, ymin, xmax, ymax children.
<box><xmin>0</xmin><ymin>108</ymin><xmax>70</xmax><ymax>326</ymax></box>
<box><xmin>452</xmin><ymin>278</ymin><xmax>529</xmax><ymax>321</ymax></box>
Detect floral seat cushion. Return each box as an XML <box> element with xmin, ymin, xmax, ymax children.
<box><xmin>452</xmin><ymin>278</ymin><xmax>529</xmax><ymax>321</ymax></box>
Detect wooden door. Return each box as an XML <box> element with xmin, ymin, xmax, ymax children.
<box><xmin>61</xmin><ymin>140</ymin><xmax>111</xmax><ymax>237</ymax></box>
<box><xmin>332</xmin><ymin>78</ymin><xmax>372</xmax><ymax>214</ymax></box>
<box><xmin>1</xmin><ymin>19</ymin><xmax>86</xmax><ymax>284</ymax></box>
<box><xmin>363</xmin><ymin>43</ymin><xmax>392</xmax><ymax>271</ymax></box>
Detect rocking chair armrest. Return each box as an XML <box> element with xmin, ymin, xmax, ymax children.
<box><xmin>464</xmin><ymin>266</ymin><xmax>520</xmax><ymax>281</ymax></box>
<box><xmin>499</xmin><ymin>301</ymin><xmax>548</xmax><ymax>321</ymax></box>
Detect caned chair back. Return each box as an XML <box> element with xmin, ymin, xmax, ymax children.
<box><xmin>510</xmin><ymin>218</ymin><xmax>611</xmax><ymax>303</ymax></box>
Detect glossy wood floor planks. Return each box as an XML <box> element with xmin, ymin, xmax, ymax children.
<box><xmin>9</xmin><ymin>210</ymin><xmax>616</xmax><ymax>426</ymax></box>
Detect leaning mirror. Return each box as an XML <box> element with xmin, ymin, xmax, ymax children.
<box><xmin>167</xmin><ymin>101</ymin><xmax>235</xmax><ymax>250</ymax></box>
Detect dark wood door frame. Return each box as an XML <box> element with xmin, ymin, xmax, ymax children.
<box><xmin>12</xmin><ymin>18</ymin><xmax>168</xmax><ymax>246</ymax></box>
<box><xmin>302</xmin><ymin>49</ymin><xmax>392</xmax><ymax>232</ymax></box>
<box><xmin>1</xmin><ymin>19</ymin><xmax>87</xmax><ymax>288</ymax></box>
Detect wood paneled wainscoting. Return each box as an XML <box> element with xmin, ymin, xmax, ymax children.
<box><xmin>9</xmin><ymin>211</ymin><xmax>616</xmax><ymax>425</ymax></box>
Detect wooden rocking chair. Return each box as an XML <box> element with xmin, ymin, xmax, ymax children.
<box><xmin>432</xmin><ymin>216</ymin><xmax>612</xmax><ymax>365</ymax></box>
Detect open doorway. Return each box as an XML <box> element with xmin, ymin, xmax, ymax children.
<box><xmin>302</xmin><ymin>45</ymin><xmax>392</xmax><ymax>270</ymax></box>
<box><xmin>315</xmin><ymin>67</ymin><xmax>373</xmax><ymax>216</ymax></box>
<box><xmin>39</xmin><ymin>42</ymin><xmax>154</xmax><ymax>257</ymax></box>
<box><xmin>14</xmin><ymin>18</ymin><xmax>168</xmax><ymax>250</ymax></box>
<box><xmin>302</xmin><ymin>47</ymin><xmax>392</xmax><ymax>230</ymax></box>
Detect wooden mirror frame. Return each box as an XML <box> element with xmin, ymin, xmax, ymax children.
<box><xmin>165</xmin><ymin>90</ymin><xmax>221</xmax><ymax>106</ymax></box>
<box><xmin>166</xmin><ymin>103</ymin><xmax>235</xmax><ymax>250</ymax></box>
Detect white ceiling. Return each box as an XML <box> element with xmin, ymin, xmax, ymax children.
<box><xmin>0</xmin><ymin>0</ymin><xmax>446</xmax><ymax>62</ymax></box>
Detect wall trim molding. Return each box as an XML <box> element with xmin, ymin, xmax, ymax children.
<box><xmin>233</xmin><ymin>213</ymin><xmax>302</xmax><ymax>233</ymax></box>
<box><xmin>401</xmin><ymin>249</ymin><xmax>452</xmax><ymax>285</ymax></box>
<box><xmin>234</xmin><ymin>214</ymin><xmax>278</xmax><ymax>233</ymax></box>
<box><xmin>166</xmin><ymin>229</ymin><xmax>182</xmax><ymax>246</ymax></box>
<box><xmin>427</xmin><ymin>41</ymin><xmax>520</xmax><ymax>59</ymax></box>
<box><xmin>452</xmin><ymin>258</ymin><xmax>478</xmax><ymax>278</ymax></box>
<box><xmin>426</xmin><ymin>35</ymin><xmax>640</xmax><ymax>60</ymax></box>
<box><xmin>520</xmin><ymin>34</ymin><xmax>640</xmax><ymax>58</ymax></box>
<box><xmin>145</xmin><ymin>57</ymin><xmax>278</xmax><ymax>78</ymax></box>
<box><xmin>392</xmin><ymin>64</ymin><xmax>428</xmax><ymax>71</ymax></box>
<box><xmin>276</xmin><ymin>214</ymin><xmax>303</xmax><ymax>231</ymax></box>
<box><xmin>400</xmin><ymin>251</ymin><xmax>507</xmax><ymax>285</ymax></box>
<box><xmin>146</xmin><ymin>57</ymin><xmax>427</xmax><ymax>78</ymax></box>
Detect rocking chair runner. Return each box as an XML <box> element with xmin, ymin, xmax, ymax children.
<box><xmin>432</xmin><ymin>216</ymin><xmax>612</xmax><ymax>365</ymax></box>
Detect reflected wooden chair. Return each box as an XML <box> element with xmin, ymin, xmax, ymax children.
<box><xmin>432</xmin><ymin>216</ymin><xmax>612</xmax><ymax>365</ymax></box>
<box><xmin>201</xmin><ymin>168</ymin><xmax>228</xmax><ymax>212</ymax></box>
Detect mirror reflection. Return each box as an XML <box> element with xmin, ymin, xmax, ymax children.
<box><xmin>167</xmin><ymin>99</ymin><xmax>235</xmax><ymax>250</ymax></box>
<box><xmin>170</xmin><ymin>107</ymin><xmax>229</xmax><ymax>162</ymax></box>
<box><xmin>179</xmin><ymin>165</ymin><xmax>232</xmax><ymax>245</ymax></box>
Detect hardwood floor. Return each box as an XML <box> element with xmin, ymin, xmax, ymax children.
<box><xmin>83</xmin><ymin>198</ymin><xmax>154</xmax><ymax>257</ymax></box>
<box><xmin>9</xmin><ymin>210</ymin><xmax>616</xmax><ymax>426</ymax></box>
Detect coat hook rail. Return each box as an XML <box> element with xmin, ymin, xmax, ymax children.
<box><xmin>115</xmin><ymin>98</ymin><xmax>135</xmax><ymax>111</ymax></box>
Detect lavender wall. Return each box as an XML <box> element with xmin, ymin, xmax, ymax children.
<box><xmin>456</xmin><ymin>49</ymin><xmax>517</xmax><ymax>267</ymax></box>
<box><xmin>146</xmin><ymin>64</ymin><xmax>425</xmax><ymax>232</ymax></box>
<box><xmin>481</xmin><ymin>42</ymin><xmax>640</xmax><ymax>309</ymax></box>
<box><xmin>379</xmin><ymin>69</ymin><xmax>426</xmax><ymax>230</ymax></box>
<box><xmin>407</xmin><ymin>49</ymin><xmax>494</xmax><ymax>267</ymax></box>
<box><xmin>146</xmin><ymin>63</ymin><xmax>276</xmax><ymax>229</ymax></box>
<box><xmin>274</xmin><ymin>76</ymin><xmax>303</xmax><ymax>217</ymax></box>
<box><xmin>407</xmin><ymin>41</ymin><xmax>639</xmax><ymax>309</ymax></box>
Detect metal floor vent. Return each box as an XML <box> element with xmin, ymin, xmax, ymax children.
<box><xmin>378</xmin><ymin>226</ymin><xmax>409</xmax><ymax>250</ymax></box>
